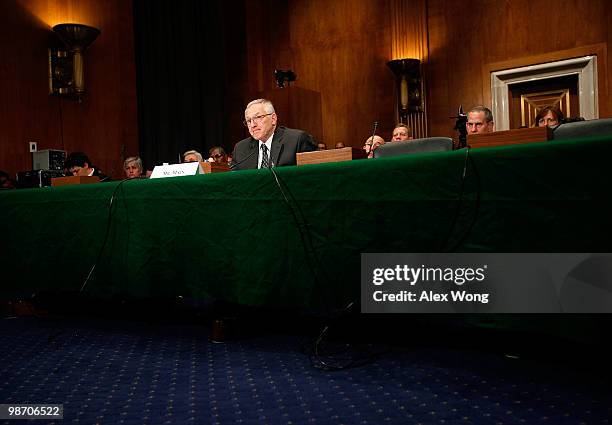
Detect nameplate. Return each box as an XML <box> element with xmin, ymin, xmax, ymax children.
<box><xmin>150</xmin><ymin>162</ymin><xmax>203</xmax><ymax>179</ymax></box>
<box><xmin>199</xmin><ymin>161</ymin><xmax>230</xmax><ymax>173</ymax></box>
<box><xmin>296</xmin><ymin>147</ymin><xmax>367</xmax><ymax>165</ymax></box>
<box><xmin>468</xmin><ymin>126</ymin><xmax>552</xmax><ymax>149</ymax></box>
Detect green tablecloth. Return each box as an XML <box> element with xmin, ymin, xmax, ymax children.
<box><xmin>2</xmin><ymin>136</ymin><xmax>612</xmax><ymax>316</ymax></box>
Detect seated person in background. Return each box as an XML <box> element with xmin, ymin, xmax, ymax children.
<box><xmin>363</xmin><ymin>135</ymin><xmax>385</xmax><ymax>158</ymax></box>
<box><xmin>391</xmin><ymin>123</ymin><xmax>413</xmax><ymax>141</ymax></box>
<box><xmin>317</xmin><ymin>142</ymin><xmax>327</xmax><ymax>151</ymax></box>
<box><xmin>334</xmin><ymin>142</ymin><xmax>345</xmax><ymax>149</ymax></box>
<box><xmin>64</xmin><ymin>152</ymin><xmax>110</xmax><ymax>181</ymax></box>
<box><xmin>183</xmin><ymin>150</ymin><xmax>203</xmax><ymax>163</ymax></box>
<box><xmin>123</xmin><ymin>156</ymin><xmax>144</xmax><ymax>179</ymax></box>
<box><xmin>466</xmin><ymin>106</ymin><xmax>494</xmax><ymax>134</ymax></box>
<box><xmin>0</xmin><ymin>170</ymin><xmax>16</xmax><ymax>189</ymax></box>
<box><xmin>232</xmin><ymin>98</ymin><xmax>316</xmax><ymax>170</ymax></box>
<box><xmin>535</xmin><ymin>105</ymin><xmax>564</xmax><ymax>127</ymax></box>
<box><xmin>208</xmin><ymin>146</ymin><xmax>228</xmax><ymax>163</ymax></box>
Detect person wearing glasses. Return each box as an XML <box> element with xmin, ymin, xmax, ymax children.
<box><xmin>363</xmin><ymin>135</ymin><xmax>385</xmax><ymax>158</ymax></box>
<box><xmin>208</xmin><ymin>146</ymin><xmax>228</xmax><ymax>163</ymax></box>
<box><xmin>231</xmin><ymin>98</ymin><xmax>316</xmax><ymax>170</ymax></box>
<box><xmin>466</xmin><ymin>106</ymin><xmax>494</xmax><ymax>134</ymax></box>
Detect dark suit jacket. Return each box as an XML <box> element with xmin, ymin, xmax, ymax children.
<box><xmin>231</xmin><ymin>126</ymin><xmax>316</xmax><ymax>170</ymax></box>
<box><xmin>92</xmin><ymin>168</ymin><xmax>111</xmax><ymax>182</ymax></box>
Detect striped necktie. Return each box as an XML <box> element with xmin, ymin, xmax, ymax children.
<box><xmin>260</xmin><ymin>144</ymin><xmax>270</xmax><ymax>168</ymax></box>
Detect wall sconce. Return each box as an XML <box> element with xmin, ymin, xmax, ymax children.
<box><xmin>274</xmin><ymin>69</ymin><xmax>296</xmax><ymax>88</ymax></box>
<box><xmin>48</xmin><ymin>23</ymin><xmax>100</xmax><ymax>99</ymax></box>
<box><xmin>387</xmin><ymin>59</ymin><xmax>423</xmax><ymax>121</ymax></box>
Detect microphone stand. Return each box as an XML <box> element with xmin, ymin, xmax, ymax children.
<box><xmin>451</xmin><ymin>106</ymin><xmax>468</xmax><ymax>149</ymax></box>
<box><xmin>366</xmin><ymin>121</ymin><xmax>379</xmax><ymax>157</ymax></box>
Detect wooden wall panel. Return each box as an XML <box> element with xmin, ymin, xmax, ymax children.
<box><xmin>245</xmin><ymin>0</ymin><xmax>429</xmax><ymax>147</ymax></box>
<box><xmin>0</xmin><ymin>0</ymin><xmax>138</xmax><ymax>180</ymax></box>
<box><xmin>244</xmin><ymin>0</ymin><xmax>611</xmax><ymax>146</ymax></box>
<box><xmin>426</xmin><ymin>0</ymin><xmax>612</xmax><ymax>138</ymax></box>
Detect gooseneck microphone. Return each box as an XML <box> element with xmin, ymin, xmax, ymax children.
<box><xmin>451</xmin><ymin>106</ymin><xmax>468</xmax><ymax>149</ymax></box>
<box><xmin>366</xmin><ymin>121</ymin><xmax>379</xmax><ymax>156</ymax></box>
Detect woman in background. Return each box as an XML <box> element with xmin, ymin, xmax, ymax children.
<box><xmin>535</xmin><ymin>106</ymin><xmax>564</xmax><ymax>128</ymax></box>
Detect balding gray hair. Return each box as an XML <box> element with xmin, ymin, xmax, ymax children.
<box><xmin>182</xmin><ymin>150</ymin><xmax>203</xmax><ymax>162</ymax></box>
<box><xmin>246</xmin><ymin>98</ymin><xmax>275</xmax><ymax>114</ymax></box>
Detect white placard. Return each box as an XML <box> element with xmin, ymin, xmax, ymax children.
<box><xmin>150</xmin><ymin>162</ymin><xmax>203</xmax><ymax>179</ymax></box>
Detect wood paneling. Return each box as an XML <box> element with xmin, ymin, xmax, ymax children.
<box><xmin>244</xmin><ymin>0</ymin><xmax>429</xmax><ymax>147</ymax></box>
<box><xmin>245</xmin><ymin>0</ymin><xmax>611</xmax><ymax>145</ymax></box>
<box><xmin>427</xmin><ymin>0</ymin><xmax>612</xmax><ymax>138</ymax></box>
<box><xmin>0</xmin><ymin>0</ymin><xmax>138</xmax><ymax>180</ymax></box>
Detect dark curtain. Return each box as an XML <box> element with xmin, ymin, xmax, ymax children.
<box><xmin>133</xmin><ymin>0</ymin><xmax>240</xmax><ymax>169</ymax></box>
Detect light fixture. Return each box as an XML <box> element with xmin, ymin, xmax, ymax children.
<box><xmin>387</xmin><ymin>59</ymin><xmax>423</xmax><ymax>121</ymax></box>
<box><xmin>48</xmin><ymin>23</ymin><xmax>100</xmax><ymax>99</ymax></box>
<box><xmin>274</xmin><ymin>69</ymin><xmax>296</xmax><ymax>88</ymax></box>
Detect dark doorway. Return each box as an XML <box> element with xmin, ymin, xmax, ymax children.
<box><xmin>509</xmin><ymin>75</ymin><xmax>579</xmax><ymax>129</ymax></box>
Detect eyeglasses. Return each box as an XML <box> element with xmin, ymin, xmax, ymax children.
<box><xmin>213</xmin><ymin>153</ymin><xmax>224</xmax><ymax>159</ymax></box>
<box><xmin>243</xmin><ymin>113</ymin><xmax>273</xmax><ymax>127</ymax></box>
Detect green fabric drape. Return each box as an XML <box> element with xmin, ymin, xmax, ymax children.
<box><xmin>2</xmin><ymin>136</ymin><xmax>612</xmax><ymax>314</ymax></box>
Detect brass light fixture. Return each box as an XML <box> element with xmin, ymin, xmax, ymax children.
<box><xmin>387</xmin><ymin>58</ymin><xmax>423</xmax><ymax>122</ymax></box>
<box><xmin>48</xmin><ymin>23</ymin><xmax>100</xmax><ymax>99</ymax></box>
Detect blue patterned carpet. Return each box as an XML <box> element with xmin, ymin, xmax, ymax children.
<box><xmin>1</xmin><ymin>315</ymin><xmax>611</xmax><ymax>424</ymax></box>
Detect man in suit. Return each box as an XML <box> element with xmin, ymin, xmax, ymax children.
<box><xmin>391</xmin><ymin>123</ymin><xmax>413</xmax><ymax>141</ymax></box>
<box><xmin>231</xmin><ymin>99</ymin><xmax>316</xmax><ymax>170</ymax></box>
<box><xmin>466</xmin><ymin>106</ymin><xmax>494</xmax><ymax>134</ymax></box>
<box><xmin>64</xmin><ymin>152</ymin><xmax>110</xmax><ymax>181</ymax></box>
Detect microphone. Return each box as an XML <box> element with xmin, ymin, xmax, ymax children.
<box><xmin>229</xmin><ymin>142</ymin><xmax>258</xmax><ymax>170</ymax></box>
<box><xmin>451</xmin><ymin>105</ymin><xmax>468</xmax><ymax>149</ymax></box>
<box><xmin>366</xmin><ymin>121</ymin><xmax>378</xmax><ymax>156</ymax></box>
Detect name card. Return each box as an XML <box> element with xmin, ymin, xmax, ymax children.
<box><xmin>150</xmin><ymin>162</ymin><xmax>204</xmax><ymax>179</ymax></box>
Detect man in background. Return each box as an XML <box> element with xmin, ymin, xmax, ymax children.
<box><xmin>208</xmin><ymin>146</ymin><xmax>228</xmax><ymax>163</ymax></box>
<box><xmin>391</xmin><ymin>123</ymin><xmax>413</xmax><ymax>141</ymax></box>
<box><xmin>64</xmin><ymin>152</ymin><xmax>110</xmax><ymax>182</ymax></box>
<box><xmin>183</xmin><ymin>150</ymin><xmax>203</xmax><ymax>163</ymax></box>
<box><xmin>363</xmin><ymin>135</ymin><xmax>385</xmax><ymax>158</ymax></box>
<box><xmin>466</xmin><ymin>106</ymin><xmax>494</xmax><ymax>134</ymax></box>
<box><xmin>0</xmin><ymin>170</ymin><xmax>15</xmax><ymax>189</ymax></box>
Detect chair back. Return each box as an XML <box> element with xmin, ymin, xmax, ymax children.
<box><xmin>553</xmin><ymin>118</ymin><xmax>612</xmax><ymax>140</ymax></box>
